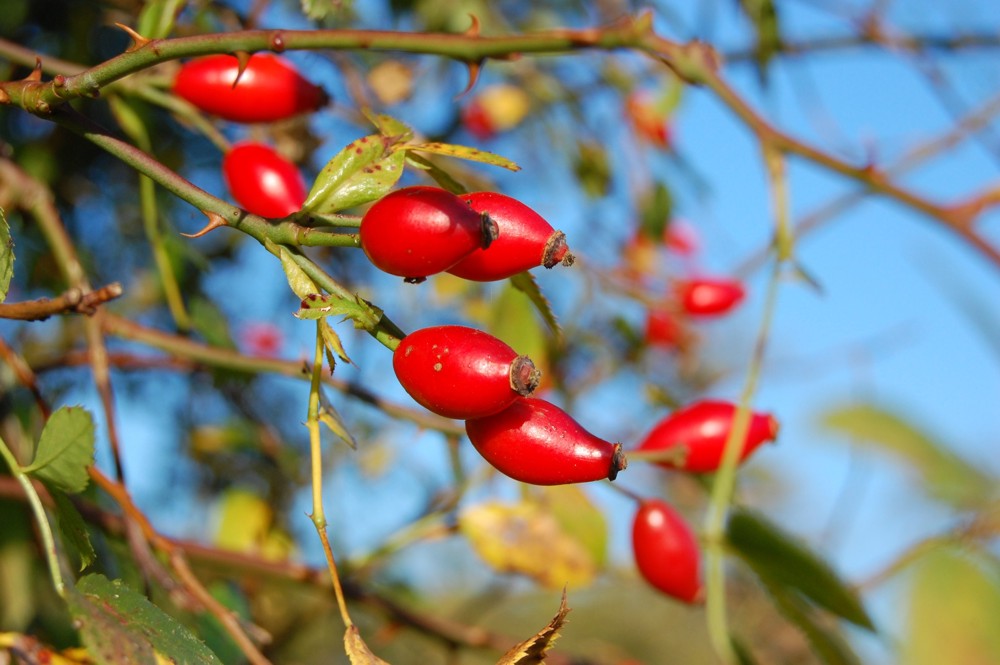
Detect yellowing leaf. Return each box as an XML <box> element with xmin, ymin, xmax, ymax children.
<box><xmin>496</xmin><ymin>590</ymin><xmax>570</xmax><ymax>665</ymax></box>
<box><xmin>459</xmin><ymin>501</ymin><xmax>596</xmax><ymax>589</ymax></box>
<box><xmin>344</xmin><ymin>625</ymin><xmax>390</xmax><ymax>665</ymax></box>
<box><xmin>214</xmin><ymin>489</ymin><xmax>272</xmax><ymax>554</ymax></box>
<box><xmin>406</xmin><ymin>142</ymin><xmax>520</xmax><ymax>171</ymax></box>
<box><xmin>537</xmin><ymin>486</ymin><xmax>608</xmax><ymax>568</ymax></box>
<box><xmin>903</xmin><ymin>547</ymin><xmax>1000</xmax><ymax>665</ymax></box>
<box><xmin>0</xmin><ymin>206</ymin><xmax>13</xmax><ymax>304</ymax></box>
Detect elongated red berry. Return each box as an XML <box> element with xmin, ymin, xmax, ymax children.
<box><xmin>173</xmin><ymin>54</ymin><xmax>328</xmax><ymax>123</ymax></box>
<box><xmin>635</xmin><ymin>400</ymin><xmax>778</xmax><ymax>472</ymax></box>
<box><xmin>223</xmin><ymin>142</ymin><xmax>307</xmax><ymax>218</ymax></box>
<box><xmin>393</xmin><ymin>326</ymin><xmax>540</xmax><ymax>419</ymax></box>
<box><xmin>632</xmin><ymin>499</ymin><xmax>702</xmax><ymax>603</ymax></box>
<box><xmin>465</xmin><ymin>397</ymin><xmax>627</xmax><ymax>485</ymax></box>
<box><xmin>360</xmin><ymin>186</ymin><xmax>498</xmax><ymax>281</ymax></box>
<box><xmin>446</xmin><ymin>192</ymin><xmax>574</xmax><ymax>282</ymax></box>
<box><xmin>676</xmin><ymin>277</ymin><xmax>745</xmax><ymax>317</ymax></box>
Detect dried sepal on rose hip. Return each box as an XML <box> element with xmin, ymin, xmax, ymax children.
<box><xmin>360</xmin><ymin>186</ymin><xmax>498</xmax><ymax>282</ymax></box>
<box><xmin>634</xmin><ymin>400</ymin><xmax>779</xmax><ymax>473</ymax></box>
<box><xmin>446</xmin><ymin>191</ymin><xmax>575</xmax><ymax>282</ymax></box>
<box><xmin>223</xmin><ymin>142</ymin><xmax>307</xmax><ymax>218</ymax></box>
<box><xmin>465</xmin><ymin>397</ymin><xmax>627</xmax><ymax>486</ymax></box>
<box><xmin>675</xmin><ymin>277</ymin><xmax>746</xmax><ymax>317</ymax></box>
<box><xmin>392</xmin><ymin>325</ymin><xmax>540</xmax><ymax>419</ymax></box>
<box><xmin>173</xmin><ymin>54</ymin><xmax>328</xmax><ymax>123</ymax></box>
<box><xmin>632</xmin><ymin>499</ymin><xmax>703</xmax><ymax>603</ymax></box>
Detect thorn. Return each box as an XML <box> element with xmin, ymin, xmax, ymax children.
<box><xmin>455</xmin><ymin>60</ymin><xmax>483</xmax><ymax>100</ymax></box>
<box><xmin>233</xmin><ymin>51</ymin><xmax>253</xmax><ymax>89</ymax></box>
<box><xmin>114</xmin><ymin>23</ymin><xmax>151</xmax><ymax>52</ymax></box>
<box><xmin>26</xmin><ymin>58</ymin><xmax>43</xmax><ymax>82</ymax></box>
<box><xmin>464</xmin><ymin>14</ymin><xmax>481</xmax><ymax>36</ymax></box>
<box><xmin>181</xmin><ymin>211</ymin><xmax>228</xmax><ymax>238</ymax></box>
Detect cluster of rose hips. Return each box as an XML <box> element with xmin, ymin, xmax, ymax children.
<box><xmin>172</xmin><ymin>52</ymin><xmax>781</xmax><ymax>605</ymax></box>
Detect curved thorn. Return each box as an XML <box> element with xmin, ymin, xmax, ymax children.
<box><xmin>114</xmin><ymin>23</ymin><xmax>151</xmax><ymax>52</ymax></box>
<box><xmin>181</xmin><ymin>211</ymin><xmax>228</xmax><ymax>238</ymax></box>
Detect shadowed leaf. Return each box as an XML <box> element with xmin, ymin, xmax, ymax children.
<box><xmin>50</xmin><ymin>488</ymin><xmax>95</xmax><ymax>571</ymax></box>
<box><xmin>24</xmin><ymin>407</ymin><xmax>94</xmax><ymax>494</ymax></box>
<box><xmin>509</xmin><ymin>272</ymin><xmax>560</xmax><ymax>339</ymax></box>
<box><xmin>0</xmin><ymin>206</ymin><xmax>13</xmax><ymax>303</ymax></box>
<box><xmin>68</xmin><ymin>574</ymin><xmax>222</xmax><ymax>665</ymax></box>
<box><xmin>728</xmin><ymin>508</ymin><xmax>875</xmax><ymax>630</ymax></box>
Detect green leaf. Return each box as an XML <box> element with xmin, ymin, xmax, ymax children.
<box><xmin>68</xmin><ymin>574</ymin><xmax>223</xmax><ymax>665</ymax></box>
<box><xmin>301</xmin><ymin>134</ymin><xmax>406</xmax><ymax>214</ymax></box>
<box><xmin>638</xmin><ymin>182</ymin><xmax>672</xmax><ymax>241</ymax></box>
<box><xmin>509</xmin><ymin>271</ymin><xmax>561</xmax><ymax>339</ymax></box>
<box><xmin>49</xmin><ymin>487</ymin><xmax>96</xmax><ymax>571</ymax></box>
<box><xmin>0</xmin><ymin>206</ymin><xmax>13</xmax><ymax>304</ymax></box>
<box><xmin>489</xmin><ymin>282</ymin><xmax>550</xmax><ymax>383</ymax></box>
<box><xmin>196</xmin><ymin>582</ymin><xmax>252</xmax><ymax>665</ymax></box>
<box><xmin>190</xmin><ymin>296</ymin><xmax>236</xmax><ymax>350</ymax></box>
<box><xmin>296</xmin><ymin>293</ymin><xmax>383</xmax><ymax>331</ymax></box>
<box><xmin>405</xmin><ymin>142</ymin><xmax>521</xmax><ymax>171</ymax></box>
<box><xmin>136</xmin><ymin>0</ymin><xmax>185</xmax><ymax>38</ymax></box>
<box><xmin>819</xmin><ymin>403</ymin><xmax>994</xmax><ymax>508</ymax></box>
<box><xmin>24</xmin><ymin>407</ymin><xmax>95</xmax><ymax>494</ymax></box>
<box><xmin>404</xmin><ymin>153</ymin><xmax>468</xmax><ymax>195</ymax></box>
<box><xmin>537</xmin><ymin>485</ymin><xmax>608</xmax><ymax>568</ymax></box>
<box><xmin>365</xmin><ymin>111</ymin><xmax>415</xmax><ymax>142</ymax></box>
<box><xmin>759</xmin><ymin>576</ymin><xmax>863</xmax><ymax>665</ymax></box>
<box><xmin>738</xmin><ymin>0</ymin><xmax>782</xmax><ymax>80</ymax></box>
<box><xmin>727</xmin><ymin>508</ymin><xmax>875</xmax><ymax>630</ymax></box>
<box><xmin>318</xmin><ymin>391</ymin><xmax>357</xmax><ymax>449</ymax></box>
<box><xmin>903</xmin><ymin>547</ymin><xmax>1000</xmax><ymax>665</ymax></box>
<box><xmin>277</xmin><ymin>245</ymin><xmax>321</xmax><ymax>300</ymax></box>
<box><xmin>319</xmin><ymin>319</ymin><xmax>353</xmax><ymax>369</ymax></box>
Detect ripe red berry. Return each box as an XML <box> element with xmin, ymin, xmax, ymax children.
<box><xmin>360</xmin><ymin>186</ymin><xmax>498</xmax><ymax>281</ymax></box>
<box><xmin>625</xmin><ymin>92</ymin><xmax>672</xmax><ymax>149</ymax></box>
<box><xmin>644</xmin><ymin>308</ymin><xmax>685</xmax><ymax>350</ymax></box>
<box><xmin>632</xmin><ymin>499</ymin><xmax>702</xmax><ymax>603</ymax></box>
<box><xmin>446</xmin><ymin>192</ymin><xmax>574</xmax><ymax>282</ymax></box>
<box><xmin>173</xmin><ymin>54</ymin><xmax>327</xmax><ymax>123</ymax></box>
<box><xmin>635</xmin><ymin>400</ymin><xmax>779</xmax><ymax>473</ymax></box>
<box><xmin>676</xmin><ymin>277</ymin><xmax>745</xmax><ymax>317</ymax></box>
<box><xmin>393</xmin><ymin>325</ymin><xmax>540</xmax><ymax>419</ymax></box>
<box><xmin>461</xmin><ymin>100</ymin><xmax>496</xmax><ymax>140</ymax></box>
<box><xmin>223</xmin><ymin>142</ymin><xmax>307</xmax><ymax>218</ymax></box>
<box><xmin>465</xmin><ymin>397</ymin><xmax>627</xmax><ymax>486</ymax></box>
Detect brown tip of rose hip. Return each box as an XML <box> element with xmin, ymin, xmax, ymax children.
<box><xmin>509</xmin><ymin>355</ymin><xmax>542</xmax><ymax>396</ymax></box>
<box><xmin>767</xmin><ymin>414</ymin><xmax>780</xmax><ymax>441</ymax></box>
<box><xmin>480</xmin><ymin>212</ymin><xmax>499</xmax><ymax>249</ymax></box>
<box><xmin>608</xmin><ymin>443</ymin><xmax>628</xmax><ymax>481</ymax></box>
<box><xmin>542</xmin><ymin>231</ymin><xmax>575</xmax><ymax>269</ymax></box>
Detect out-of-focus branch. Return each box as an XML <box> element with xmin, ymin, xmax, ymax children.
<box><xmin>0</xmin><ymin>283</ymin><xmax>122</xmax><ymax>321</ymax></box>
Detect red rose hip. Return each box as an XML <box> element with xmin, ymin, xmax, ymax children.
<box><xmin>632</xmin><ymin>499</ymin><xmax>702</xmax><ymax>603</ymax></box>
<box><xmin>446</xmin><ymin>192</ymin><xmax>574</xmax><ymax>282</ymax></box>
<box><xmin>223</xmin><ymin>142</ymin><xmax>307</xmax><ymax>218</ymax></box>
<box><xmin>635</xmin><ymin>400</ymin><xmax>778</xmax><ymax>473</ymax></box>
<box><xmin>360</xmin><ymin>186</ymin><xmax>498</xmax><ymax>281</ymax></box>
<box><xmin>173</xmin><ymin>54</ymin><xmax>327</xmax><ymax>123</ymax></box>
<box><xmin>676</xmin><ymin>277</ymin><xmax>745</xmax><ymax>317</ymax></box>
<box><xmin>465</xmin><ymin>397</ymin><xmax>627</xmax><ymax>485</ymax></box>
<box><xmin>393</xmin><ymin>325</ymin><xmax>540</xmax><ymax>419</ymax></box>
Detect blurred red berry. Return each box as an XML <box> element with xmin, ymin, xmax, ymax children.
<box><xmin>676</xmin><ymin>277</ymin><xmax>745</xmax><ymax>317</ymax></box>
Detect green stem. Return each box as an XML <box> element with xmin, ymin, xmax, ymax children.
<box><xmin>0</xmin><ymin>436</ymin><xmax>65</xmax><ymax>596</ymax></box>
<box><xmin>702</xmin><ymin>148</ymin><xmax>789</xmax><ymax>664</ymax></box>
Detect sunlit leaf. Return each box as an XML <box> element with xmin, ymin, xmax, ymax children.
<box><xmin>509</xmin><ymin>272</ymin><xmax>560</xmax><ymax>339</ymax></box>
<box><xmin>276</xmin><ymin>245</ymin><xmax>320</xmax><ymax>300</ymax></box>
<box><xmin>214</xmin><ymin>488</ymin><xmax>272</xmax><ymax>554</ymax></box>
<box><xmin>820</xmin><ymin>402</ymin><xmax>994</xmax><ymax>508</ymax></box>
<box><xmin>496</xmin><ymin>590</ymin><xmax>570</xmax><ymax>665</ymax></box>
<box><xmin>318</xmin><ymin>390</ymin><xmax>358</xmax><ymax>449</ymax></box>
<box><xmin>406</xmin><ymin>142</ymin><xmax>520</xmax><ymax>171</ymax></box>
<box><xmin>537</xmin><ymin>486</ymin><xmax>608</xmax><ymax>568</ymax></box>
<box><xmin>136</xmin><ymin>0</ymin><xmax>185</xmax><ymax>38</ymax></box>
<box><xmin>459</xmin><ymin>501</ymin><xmax>596</xmax><ymax>589</ymax></box>
<box><xmin>50</xmin><ymin>488</ymin><xmax>95</xmax><ymax>571</ymax></box>
<box><xmin>24</xmin><ymin>407</ymin><xmax>95</xmax><ymax>494</ymax></box>
<box><xmin>344</xmin><ymin>625</ymin><xmax>390</xmax><ymax>664</ymax></box>
<box><xmin>319</xmin><ymin>319</ymin><xmax>353</xmax><ymax>369</ymax></box>
<box><xmin>302</xmin><ymin>135</ymin><xmax>406</xmax><ymax>214</ymax></box>
<box><xmin>296</xmin><ymin>293</ymin><xmax>383</xmax><ymax>331</ymax></box>
<box><xmin>727</xmin><ymin>508</ymin><xmax>875</xmax><ymax>630</ymax></box>
<box><xmin>903</xmin><ymin>547</ymin><xmax>1000</xmax><ymax>665</ymax></box>
<box><xmin>0</xmin><ymin>206</ymin><xmax>13</xmax><ymax>304</ymax></box>
<box><xmin>68</xmin><ymin>574</ymin><xmax>223</xmax><ymax>665</ymax></box>
<box><xmin>365</xmin><ymin>111</ymin><xmax>414</xmax><ymax>141</ymax></box>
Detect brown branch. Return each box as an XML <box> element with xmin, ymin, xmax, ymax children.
<box><xmin>0</xmin><ymin>283</ymin><xmax>122</xmax><ymax>321</ymax></box>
